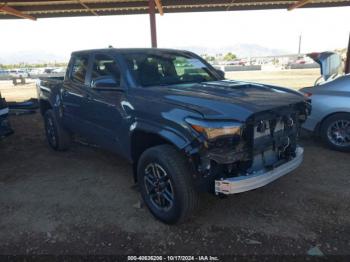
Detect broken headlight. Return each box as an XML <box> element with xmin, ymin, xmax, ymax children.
<box><xmin>185</xmin><ymin>117</ymin><xmax>242</xmax><ymax>140</ymax></box>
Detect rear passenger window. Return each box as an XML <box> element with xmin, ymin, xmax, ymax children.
<box><xmin>91</xmin><ymin>54</ymin><xmax>121</xmax><ymax>86</ymax></box>
<box><xmin>71</xmin><ymin>55</ymin><xmax>89</xmax><ymax>84</ymax></box>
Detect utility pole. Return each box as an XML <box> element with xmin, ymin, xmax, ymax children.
<box><xmin>298</xmin><ymin>34</ymin><xmax>302</xmax><ymax>57</ymax></box>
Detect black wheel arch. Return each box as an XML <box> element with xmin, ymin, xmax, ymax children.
<box><xmin>129</xmin><ymin>123</ymin><xmax>194</xmax><ymax>182</ymax></box>
<box><xmin>39</xmin><ymin>99</ymin><xmax>53</xmax><ymax>116</ymax></box>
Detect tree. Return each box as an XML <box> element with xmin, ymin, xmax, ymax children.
<box><xmin>201</xmin><ymin>54</ymin><xmax>215</xmax><ymax>63</ymax></box>
<box><xmin>223</xmin><ymin>52</ymin><xmax>237</xmax><ymax>61</ymax></box>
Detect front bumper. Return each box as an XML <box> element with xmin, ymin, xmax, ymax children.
<box><xmin>215</xmin><ymin>147</ymin><xmax>304</xmax><ymax>194</ymax></box>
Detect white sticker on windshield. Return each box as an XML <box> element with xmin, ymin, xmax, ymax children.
<box><xmin>188</xmin><ymin>59</ymin><xmax>206</xmax><ymax>69</ymax></box>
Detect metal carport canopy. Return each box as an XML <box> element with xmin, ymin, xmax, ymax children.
<box><xmin>1</xmin><ymin>0</ymin><xmax>350</xmax><ymax>49</ymax></box>
<box><xmin>1</xmin><ymin>0</ymin><xmax>350</xmax><ymax>19</ymax></box>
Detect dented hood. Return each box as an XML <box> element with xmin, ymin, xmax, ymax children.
<box><xmin>146</xmin><ymin>80</ymin><xmax>305</xmax><ymax>121</ymax></box>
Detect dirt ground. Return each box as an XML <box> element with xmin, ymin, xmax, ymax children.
<box><xmin>1</xmin><ymin>108</ymin><xmax>350</xmax><ymax>256</ymax></box>
<box><xmin>0</xmin><ymin>80</ymin><xmax>37</xmax><ymax>102</ymax></box>
<box><xmin>226</xmin><ymin>68</ymin><xmax>320</xmax><ymax>89</ymax></box>
<box><xmin>0</xmin><ymin>70</ymin><xmax>349</xmax><ymax>256</ymax></box>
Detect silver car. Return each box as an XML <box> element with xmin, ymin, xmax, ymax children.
<box><xmin>300</xmin><ymin>52</ymin><xmax>350</xmax><ymax>151</ymax></box>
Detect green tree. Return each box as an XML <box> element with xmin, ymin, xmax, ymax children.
<box><xmin>223</xmin><ymin>52</ymin><xmax>237</xmax><ymax>61</ymax></box>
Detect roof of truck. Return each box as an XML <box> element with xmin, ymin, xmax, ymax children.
<box><xmin>71</xmin><ymin>48</ymin><xmax>193</xmax><ymax>55</ymax></box>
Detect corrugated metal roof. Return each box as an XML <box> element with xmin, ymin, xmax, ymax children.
<box><xmin>1</xmin><ymin>0</ymin><xmax>350</xmax><ymax>19</ymax></box>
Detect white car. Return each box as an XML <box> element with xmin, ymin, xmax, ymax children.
<box><xmin>9</xmin><ymin>69</ymin><xmax>29</xmax><ymax>78</ymax></box>
<box><xmin>301</xmin><ymin>52</ymin><xmax>350</xmax><ymax>152</ymax></box>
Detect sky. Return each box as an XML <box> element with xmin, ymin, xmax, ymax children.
<box><xmin>0</xmin><ymin>6</ymin><xmax>349</xmax><ymax>62</ymax></box>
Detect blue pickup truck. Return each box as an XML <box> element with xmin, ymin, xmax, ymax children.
<box><xmin>37</xmin><ymin>48</ymin><xmax>310</xmax><ymax>223</ymax></box>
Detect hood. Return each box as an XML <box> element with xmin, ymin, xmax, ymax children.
<box><xmin>307</xmin><ymin>52</ymin><xmax>342</xmax><ymax>81</ymax></box>
<box><xmin>144</xmin><ymin>80</ymin><xmax>305</xmax><ymax>121</ymax></box>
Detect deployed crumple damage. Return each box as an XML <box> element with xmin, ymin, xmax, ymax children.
<box><xmin>185</xmin><ymin>100</ymin><xmax>310</xmax><ymax>192</ymax></box>
<box><xmin>0</xmin><ymin>93</ymin><xmax>13</xmax><ymax>139</ymax></box>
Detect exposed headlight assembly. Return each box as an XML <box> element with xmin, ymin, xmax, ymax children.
<box><xmin>185</xmin><ymin>117</ymin><xmax>242</xmax><ymax>140</ymax></box>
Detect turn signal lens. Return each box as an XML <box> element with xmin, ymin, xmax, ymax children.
<box><xmin>191</xmin><ymin>125</ymin><xmax>205</xmax><ymax>133</ymax></box>
<box><xmin>304</xmin><ymin>92</ymin><xmax>312</xmax><ymax>98</ymax></box>
<box><xmin>202</xmin><ymin>126</ymin><xmax>241</xmax><ymax>140</ymax></box>
<box><xmin>186</xmin><ymin>118</ymin><xmax>242</xmax><ymax>140</ymax></box>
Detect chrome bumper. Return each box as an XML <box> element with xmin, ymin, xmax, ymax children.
<box><xmin>215</xmin><ymin>147</ymin><xmax>304</xmax><ymax>195</ymax></box>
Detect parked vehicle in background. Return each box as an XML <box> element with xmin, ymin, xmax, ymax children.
<box><xmin>37</xmin><ymin>48</ymin><xmax>310</xmax><ymax>223</ymax></box>
<box><xmin>28</xmin><ymin>68</ymin><xmax>44</xmax><ymax>78</ymax></box>
<box><xmin>44</xmin><ymin>68</ymin><xmax>55</xmax><ymax>74</ymax></box>
<box><xmin>226</xmin><ymin>59</ymin><xmax>246</xmax><ymax>66</ymax></box>
<box><xmin>301</xmin><ymin>51</ymin><xmax>350</xmax><ymax>151</ymax></box>
<box><xmin>0</xmin><ymin>69</ymin><xmax>9</xmax><ymax>76</ymax></box>
<box><xmin>0</xmin><ymin>92</ymin><xmax>13</xmax><ymax>139</ymax></box>
<box><xmin>8</xmin><ymin>69</ymin><xmax>28</xmax><ymax>85</ymax></box>
<box><xmin>9</xmin><ymin>69</ymin><xmax>29</xmax><ymax>78</ymax></box>
<box><xmin>51</xmin><ymin>67</ymin><xmax>66</xmax><ymax>74</ymax></box>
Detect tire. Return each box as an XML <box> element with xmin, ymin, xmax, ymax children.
<box><xmin>320</xmin><ymin>113</ymin><xmax>350</xmax><ymax>152</ymax></box>
<box><xmin>137</xmin><ymin>144</ymin><xmax>199</xmax><ymax>224</ymax></box>
<box><xmin>44</xmin><ymin>109</ymin><xmax>71</xmax><ymax>151</ymax></box>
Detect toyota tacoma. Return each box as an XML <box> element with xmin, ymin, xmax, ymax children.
<box><xmin>37</xmin><ymin>48</ymin><xmax>310</xmax><ymax>223</ymax></box>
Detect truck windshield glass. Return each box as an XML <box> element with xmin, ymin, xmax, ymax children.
<box><xmin>123</xmin><ymin>53</ymin><xmax>219</xmax><ymax>87</ymax></box>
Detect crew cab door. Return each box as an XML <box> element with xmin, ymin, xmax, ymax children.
<box><xmin>61</xmin><ymin>53</ymin><xmax>91</xmax><ymax>135</ymax></box>
<box><xmin>83</xmin><ymin>53</ymin><xmax>128</xmax><ymax>154</ymax></box>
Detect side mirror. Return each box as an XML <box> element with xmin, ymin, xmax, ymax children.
<box><xmin>307</xmin><ymin>52</ymin><xmax>342</xmax><ymax>81</ymax></box>
<box><xmin>216</xmin><ymin>69</ymin><xmax>225</xmax><ymax>79</ymax></box>
<box><xmin>91</xmin><ymin>76</ymin><xmax>120</xmax><ymax>90</ymax></box>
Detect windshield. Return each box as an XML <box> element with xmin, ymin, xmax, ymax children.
<box><xmin>122</xmin><ymin>52</ymin><xmax>219</xmax><ymax>87</ymax></box>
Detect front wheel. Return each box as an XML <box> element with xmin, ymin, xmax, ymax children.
<box><xmin>320</xmin><ymin>113</ymin><xmax>350</xmax><ymax>152</ymax></box>
<box><xmin>137</xmin><ymin>145</ymin><xmax>199</xmax><ymax>224</ymax></box>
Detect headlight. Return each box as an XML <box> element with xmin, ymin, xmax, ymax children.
<box><xmin>185</xmin><ymin>117</ymin><xmax>242</xmax><ymax>140</ymax></box>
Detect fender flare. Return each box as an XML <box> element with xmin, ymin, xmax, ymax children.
<box><xmin>129</xmin><ymin>120</ymin><xmax>191</xmax><ymax>152</ymax></box>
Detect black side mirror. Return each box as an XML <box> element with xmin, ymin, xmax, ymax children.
<box><xmin>91</xmin><ymin>76</ymin><xmax>121</xmax><ymax>90</ymax></box>
<box><xmin>216</xmin><ymin>69</ymin><xmax>225</xmax><ymax>79</ymax></box>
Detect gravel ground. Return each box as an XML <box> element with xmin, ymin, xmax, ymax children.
<box><xmin>0</xmin><ymin>113</ymin><xmax>349</xmax><ymax>256</ymax></box>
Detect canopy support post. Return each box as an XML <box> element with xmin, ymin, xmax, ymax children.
<box><xmin>345</xmin><ymin>33</ymin><xmax>350</xmax><ymax>74</ymax></box>
<box><xmin>149</xmin><ymin>0</ymin><xmax>157</xmax><ymax>48</ymax></box>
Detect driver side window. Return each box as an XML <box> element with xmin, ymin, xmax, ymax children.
<box><xmin>71</xmin><ymin>55</ymin><xmax>89</xmax><ymax>84</ymax></box>
<box><xmin>91</xmin><ymin>54</ymin><xmax>121</xmax><ymax>87</ymax></box>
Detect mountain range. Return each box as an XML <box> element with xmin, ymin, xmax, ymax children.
<box><xmin>175</xmin><ymin>44</ymin><xmax>291</xmax><ymax>57</ymax></box>
<box><xmin>0</xmin><ymin>50</ymin><xmax>69</xmax><ymax>64</ymax></box>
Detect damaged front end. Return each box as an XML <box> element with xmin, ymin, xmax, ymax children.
<box><xmin>186</xmin><ymin>102</ymin><xmax>310</xmax><ymax>194</ymax></box>
<box><xmin>0</xmin><ymin>93</ymin><xmax>14</xmax><ymax>139</ymax></box>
